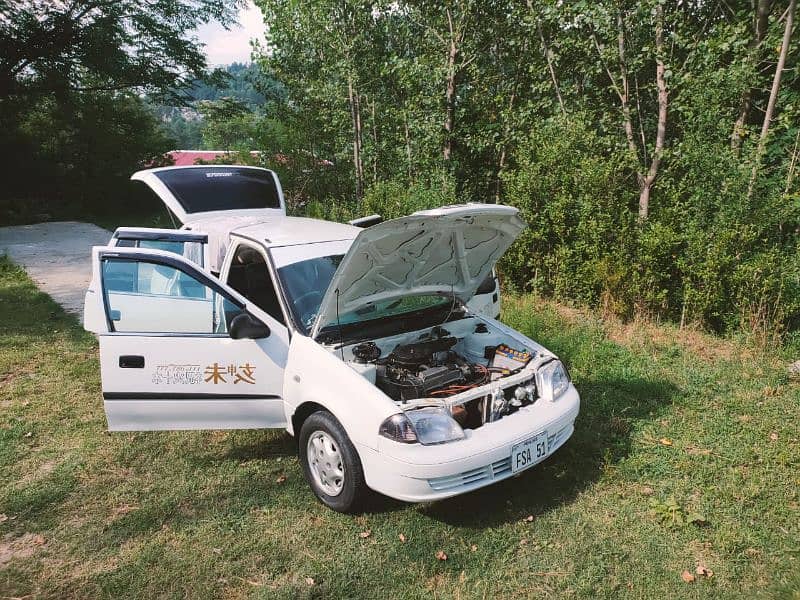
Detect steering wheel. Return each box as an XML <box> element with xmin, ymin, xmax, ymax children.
<box><xmin>292</xmin><ymin>290</ymin><xmax>324</xmax><ymax>323</ymax></box>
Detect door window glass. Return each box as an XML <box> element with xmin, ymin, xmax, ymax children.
<box><xmin>113</xmin><ymin>238</ymin><xmax>204</xmax><ymax>267</ymax></box>
<box><xmin>102</xmin><ymin>258</ymin><xmax>242</xmax><ymax>334</ymax></box>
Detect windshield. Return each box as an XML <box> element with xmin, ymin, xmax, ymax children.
<box><xmin>275</xmin><ymin>253</ymin><xmax>453</xmax><ymax>335</ymax></box>
<box><xmin>154</xmin><ymin>167</ymin><xmax>281</xmax><ymax>214</ymax></box>
<box><xmin>276</xmin><ymin>254</ymin><xmax>342</xmax><ymax>333</ymax></box>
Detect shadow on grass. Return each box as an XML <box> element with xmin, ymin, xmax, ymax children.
<box><xmin>0</xmin><ymin>259</ymin><xmax>93</xmax><ymax>346</ymax></box>
<box><xmin>221</xmin><ymin>432</ymin><xmax>297</xmax><ymax>462</ymax></box>
<box><xmin>419</xmin><ymin>373</ymin><xmax>677</xmax><ymax>528</ymax></box>
<box><xmin>100</xmin><ymin>373</ymin><xmax>676</xmax><ymax>526</ymax></box>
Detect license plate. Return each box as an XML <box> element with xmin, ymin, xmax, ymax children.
<box><xmin>511</xmin><ymin>432</ymin><xmax>549</xmax><ymax>474</ymax></box>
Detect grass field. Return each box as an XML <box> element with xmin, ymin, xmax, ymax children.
<box><xmin>0</xmin><ymin>256</ymin><xmax>798</xmax><ymax>599</ymax></box>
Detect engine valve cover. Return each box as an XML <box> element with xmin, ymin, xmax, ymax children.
<box><xmin>377</xmin><ymin>364</ymin><xmax>465</xmax><ymax>401</ymax></box>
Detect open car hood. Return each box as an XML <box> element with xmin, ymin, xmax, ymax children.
<box><xmin>311</xmin><ymin>204</ymin><xmax>525</xmax><ymax>339</ymax></box>
<box><xmin>131</xmin><ymin>165</ymin><xmax>286</xmax><ymax>225</ymax></box>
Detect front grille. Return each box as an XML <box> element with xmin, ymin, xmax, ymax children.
<box><xmin>428</xmin><ymin>457</ymin><xmax>511</xmax><ymax>491</ymax></box>
<box><xmin>427</xmin><ymin>425</ymin><xmax>570</xmax><ymax>492</ymax></box>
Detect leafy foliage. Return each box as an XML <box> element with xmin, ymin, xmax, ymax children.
<box><xmin>247</xmin><ymin>0</ymin><xmax>800</xmax><ymax>340</ymax></box>
<box><xmin>0</xmin><ymin>0</ymin><xmax>241</xmax><ymax>100</ymax></box>
<box><xmin>0</xmin><ymin>0</ymin><xmax>243</xmax><ymax>219</ymax></box>
<box><xmin>2</xmin><ymin>0</ymin><xmax>799</xmax><ymax>340</ymax></box>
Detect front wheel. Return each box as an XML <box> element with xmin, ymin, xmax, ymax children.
<box><xmin>298</xmin><ymin>410</ymin><xmax>369</xmax><ymax>513</ymax></box>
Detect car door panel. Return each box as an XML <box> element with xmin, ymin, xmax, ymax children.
<box><xmin>89</xmin><ymin>246</ymin><xmax>289</xmax><ymax>431</ymax></box>
<box><xmin>100</xmin><ymin>335</ymin><xmax>286</xmax><ymax>430</ymax></box>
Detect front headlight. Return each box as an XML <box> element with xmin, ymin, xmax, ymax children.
<box><xmin>378</xmin><ymin>413</ymin><xmax>418</xmax><ymax>444</ymax></box>
<box><xmin>379</xmin><ymin>407</ymin><xmax>465</xmax><ymax>445</ymax></box>
<box><xmin>536</xmin><ymin>360</ymin><xmax>570</xmax><ymax>402</ymax></box>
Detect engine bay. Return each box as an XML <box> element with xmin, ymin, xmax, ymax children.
<box><xmin>347</xmin><ymin>321</ymin><xmax>544</xmax><ymax>429</ymax></box>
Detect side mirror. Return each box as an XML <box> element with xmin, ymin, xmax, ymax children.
<box><xmin>229</xmin><ymin>312</ymin><xmax>271</xmax><ymax>340</ymax></box>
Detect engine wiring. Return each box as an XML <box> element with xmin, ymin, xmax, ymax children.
<box><xmin>428</xmin><ymin>363</ymin><xmax>490</xmax><ymax>396</ymax></box>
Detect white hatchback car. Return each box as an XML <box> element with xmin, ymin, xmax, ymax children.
<box><xmin>84</xmin><ymin>169</ymin><xmax>580</xmax><ymax>512</ymax></box>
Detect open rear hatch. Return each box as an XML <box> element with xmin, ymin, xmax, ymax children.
<box><xmin>131</xmin><ymin>165</ymin><xmax>286</xmax><ymax>225</ymax></box>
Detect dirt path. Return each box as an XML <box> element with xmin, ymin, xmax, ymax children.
<box><xmin>0</xmin><ymin>221</ymin><xmax>111</xmax><ymax>321</ymax></box>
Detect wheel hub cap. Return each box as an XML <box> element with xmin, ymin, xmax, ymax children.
<box><xmin>307</xmin><ymin>431</ymin><xmax>345</xmax><ymax>496</ymax></box>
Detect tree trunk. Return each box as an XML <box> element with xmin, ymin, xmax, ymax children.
<box><xmin>732</xmin><ymin>0</ymin><xmax>773</xmax><ymax>152</ymax></box>
<box><xmin>494</xmin><ymin>34</ymin><xmax>527</xmax><ymax>204</ymax></box>
<box><xmin>370</xmin><ymin>99</ymin><xmax>378</xmax><ymax>183</ymax></box>
<box><xmin>403</xmin><ymin>110</ymin><xmax>413</xmax><ymax>181</ymax></box>
<box><xmin>748</xmin><ymin>0</ymin><xmax>796</xmax><ymax>200</ymax></box>
<box><xmin>614</xmin><ymin>11</ymin><xmax>640</xmax><ymax>164</ymax></box>
<box><xmin>639</xmin><ymin>3</ymin><xmax>669</xmax><ymax>220</ymax></box>
<box><xmin>784</xmin><ymin>127</ymin><xmax>800</xmax><ymax>195</ymax></box>
<box><xmin>347</xmin><ymin>76</ymin><xmax>364</xmax><ymax>201</ymax></box>
<box><xmin>494</xmin><ymin>88</ymin><xmax>517</xmax><ymax>203</ymax></box>
<box><xmin>443</xmin><ymin>8</ymin><xmax>458</xmax><ymax>162</ymax></box>
<box><xmin>536</xmin><ymin>21</ymin><xmax>566</xmax><ymax>116</ymax></box>
<box><xmin>354</xmin><ymin>91</ymin><xmax>364</xmax><ymax>190</ymax></box>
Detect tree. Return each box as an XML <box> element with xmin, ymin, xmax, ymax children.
<box><xmin>586</xmin><ymin>1</ymin><xmax>670</xmax><ymax>220</ymax></box>
<box><xmin>731</xmin><ymin>0</ymin><xmax>773</xmax><ymax>152</ymax></box>
<box><xmin>0</xmin><ymin>0</ymin><xmax>242</xmax><ymax>100</ymax></box>
<box><xmin>748</xmin><ymin>0</ymin><xmax>796</xmax><ymax>199</ymax></box>
<box><xmin>198</xmin><ymin>97</ymin><xmax>255</xmax><ymax>150</ymax></box>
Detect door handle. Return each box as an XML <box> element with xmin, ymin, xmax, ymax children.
<box><xmin>119</xmin><ymin>355</ymin><xmax>145</xmax><ymax>369</ymax></box>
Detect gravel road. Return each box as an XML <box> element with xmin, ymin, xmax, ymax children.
<box><xmin>0</xmin><ymin>221</ymin><xmax>111</xmax><ymax>321</ymax></box>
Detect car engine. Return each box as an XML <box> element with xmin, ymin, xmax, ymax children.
<box><xmin>353</xmin><ymin>328</ymin><xmax>489</xmax><ymax>402</ymax></box>
<box><xmin>350</xmin><ymin>326</ymin><xmax>541</xmax><ymax>428</ymax></box>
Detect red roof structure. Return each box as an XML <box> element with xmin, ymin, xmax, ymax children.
<box><xmin>166</xmin><ymin>150</ymin><xmax>261</xmax><ymax>166</ymax></box>
<box><xmin>163</xmin><ymin>150</ymin><xmax>333</xmax><ymax>168</ymax></box>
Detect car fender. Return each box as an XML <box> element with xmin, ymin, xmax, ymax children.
<box><xmin>283</xmin><ymin>334</ymin><xmax>398</xmax><ymax>452</ymax></box>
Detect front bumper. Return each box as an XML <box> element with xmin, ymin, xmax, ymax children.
<box><xmin>357</xmin><ymin>384</ymin><xmax>580</xmax><ymax>502</ymax></box>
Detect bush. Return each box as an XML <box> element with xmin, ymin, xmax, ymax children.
<box><xmin>499</xmin><ymin>117</ymin><xmax>800</xmax><ymax>339</ymax></box>
<box><xmin>300</xmin><ymin>173</ymin><xmax>457</xmax><ymax>224</ymax></box>
<box><xmin>500</xmin><ymin>117</ymin><xmax>638</xmax><ymax>311</ymax></box>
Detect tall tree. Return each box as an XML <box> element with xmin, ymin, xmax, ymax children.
<box><xmin>731</xmin><ymin>0</ymin><xmax>773</xmax><ymax>151</ymax></box>
<box><xmin>748</xmin><ymin>0</ymin><xmax>796</xmax><ymax>198</ymax></box>
<box><xmin>0</xmin><ymin>0</ymin><xmax>242</xmax><ymax>100</ymax></box>
<box><xmin>588</xmin><ymin>1</ymin><xmax>669</xmax><ymax>219</ymax></box>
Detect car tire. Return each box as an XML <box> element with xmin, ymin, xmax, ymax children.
<box><xmin>298</xmin><ymin>410</ymin><xmax>369</xmax><ymax>513</ymax></box>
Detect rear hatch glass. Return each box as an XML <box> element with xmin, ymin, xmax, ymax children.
<box><xmin>154</xmin><ymin>167</ymin><xmax>281</xmax><ymax>214</ymax></box>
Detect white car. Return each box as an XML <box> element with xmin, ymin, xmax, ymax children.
<box><xmin>84</xmin><ymin>167</ymin><xmax>580</xmax><ymax>512</ymax></box>
<box><xmin>129</xmin><ymin>165</ymin><xmax>502</xmax><ymax>318</ymax></box>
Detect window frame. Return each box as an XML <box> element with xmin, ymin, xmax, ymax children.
<box><xmin>224</xmin><ymin>238</ymin><xmax>293</xmax><ymax>333</ymax></box>
<box><xmin>110</xmin><ymin>228</ymin><xmax>209</xmax><ymax>269</ymax></box>
<box><xmin>100</xmin><ymin>251</ymin><xmax>245</xmax><ymax>337</ymax></box>
<box><xmin>222</xmin><ymin>235</ymin><xmax>295</xmax><ymax>330</ymax></box>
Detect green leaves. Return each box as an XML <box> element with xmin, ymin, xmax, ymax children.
<box><xmin>648</xmin><ymin>496</ymin><xmax>707</xmax><ymax>529</ymax></box>
<box><xmin>1</xmin><ymin>0</ymin><xmax>242</xmax><ymax>100</ymax></box>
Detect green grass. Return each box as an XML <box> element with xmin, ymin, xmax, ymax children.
<box><xmin>0</xmin><ymin>256</ymin><xmax>798</xmax><ymax>599</ymax></box>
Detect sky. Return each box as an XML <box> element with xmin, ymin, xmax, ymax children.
<box><xmin>195</xmin><ymin>1</ymin><xmax>266</xmax><ymax>66</ymax></box>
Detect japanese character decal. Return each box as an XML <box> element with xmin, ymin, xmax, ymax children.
<box><xmin>203</xmin><ymin>363</ymin><xmax>257</xmax><ymax>384</ymax></box>
<box><xmin>234</xmin><ymin>362</ymin><xmax>256</xmax><ymax>384</ymax></box>
<box><xmin>204</xmin><ymin>362</ymin><xmax>227</xmax><ymax>384</ymax></box>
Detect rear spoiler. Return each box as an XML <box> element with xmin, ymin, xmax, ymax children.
<box><xmin>348</xmin><ymin>214</ymin><xmax>383</xmax><ymax>228</ymax></box>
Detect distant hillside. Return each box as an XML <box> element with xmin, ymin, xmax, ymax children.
<box><xmin>151</xmin><ymin>62</ymin><xmax>283</xmax><ymax>149</ymax></box>
<box><xmin>188</xmin><ymin>62</ymin><xmax>268</xmax><ymax>106</ymax></box>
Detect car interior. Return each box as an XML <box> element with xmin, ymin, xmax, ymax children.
<box><xmin>226</xmin><ymin>244</ymin><xmax>285</xmax><ymax>325</ymax></box>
